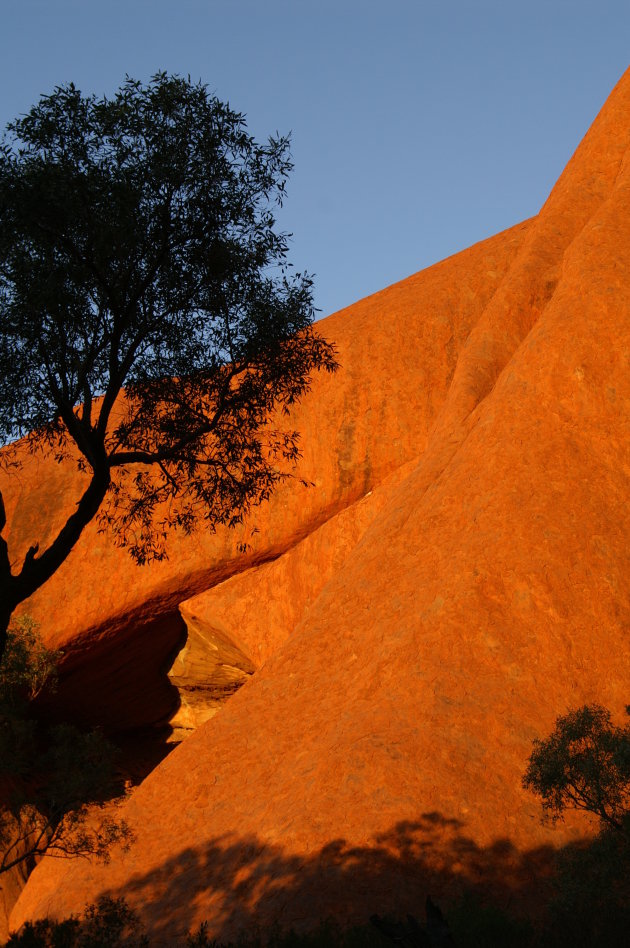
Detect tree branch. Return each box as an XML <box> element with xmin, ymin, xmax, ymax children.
<box><xmin>11</xmin><ymin>466</ymin><xmax>111</xmax><ymax>609</ymax></box>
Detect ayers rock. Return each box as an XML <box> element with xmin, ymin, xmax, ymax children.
<box><xmin>6</xmin><ymin>67</ymin><xmax>630</xmax><ymax>941</ymax></box>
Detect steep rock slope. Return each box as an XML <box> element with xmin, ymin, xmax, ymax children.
<box><xmin>169</xmin><ymin>458</ymin><xmax>416</xmax><ymax>732</ymax></box>
<box><xmin>12</xmin><ymin>69</ymin><xmax>630</xmax><ymax>943</ymax></box>
<box><xmin>1</xmin><ymin>216</ymin><xmax>527</xmax><ymax>730</ymax></box>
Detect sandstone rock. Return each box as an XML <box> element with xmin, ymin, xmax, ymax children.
<box><xmin>170</xmin><ymin>458</ymin><xmax>415</xmax><ymax>732</ymax></box>
<box><xmin>1</xmin><ymin>207</ymin><xmax>526</xmax><ymax>731</ymax></box>
<box><xmin>12</xmin><ymin>67</ymin><xmax>630</xmax><ymax>946</ymax></box>
<box><xmin>167</xmin><ymin>613</ymin><xmax>256</xmax><ymax>735</ymax></box>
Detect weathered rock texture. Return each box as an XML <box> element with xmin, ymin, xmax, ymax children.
<box><xmin>8</xmin><ymin>68</ymin><xmax>630</xmax><ymax>942</ymax></box>
<box><xmin>2</xmin><ymin>200</ymin><xmax>526</xmax><ymax>730</ymax></box>
<box><xmin>170</xmin><ymin>459</ymin><xmax>416</xmax><ymax>733</ymax></box>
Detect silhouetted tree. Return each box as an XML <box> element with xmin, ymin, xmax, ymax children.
<box><xmin>0</xmin><ymin>73</ymin><xmax>337</xmax><ymax>654</ymax></box>
<box><xmin>523</xmin><ymin>704</ymin><xmax>630</xmax><ymax>833</ymax></box>
<box><xmin>524</xmin><ymin>704</ymin><xmax>630</xmax><ymax>947</ymax></box>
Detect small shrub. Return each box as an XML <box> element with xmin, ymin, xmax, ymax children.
<box><xmin>6</xmin><ymin>896</ymin><xmax>148</xmax><ymax>947</ymax></box>
<box><xmin>0</xmin><ymin>616</ymin><xmax>59</xmax><ymax>711</ymax></box>
<box><xmin>0</xmin><ymin>619</ymin><xmax>133</xmax><ymax>875</ymax></box>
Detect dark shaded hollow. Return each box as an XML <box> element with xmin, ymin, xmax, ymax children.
<box><xmin>33</xmin><ymin>610</ymin><xmax>186</xmax><ymax>733</ymax></box>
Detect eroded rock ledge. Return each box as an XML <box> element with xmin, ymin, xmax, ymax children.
<box><xmin>167</xmin><ymin>616</ymin><xmax>256</xmax><ymax>736</ymax></box>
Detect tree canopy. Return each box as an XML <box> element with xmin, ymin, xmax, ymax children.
<box><xmin>523</xmin><ymin>704</ymin><xmax>630</xmax><ymax>833</ymax></box>
<box><xmin>0</xmin><ymin>73</ymin><xmax>337</xmax><ymax>643</ymax></box>
<box><xmin>523</xmin><ymin>705</ymin><xmax>630</xmax><ymax>945</ymax></box>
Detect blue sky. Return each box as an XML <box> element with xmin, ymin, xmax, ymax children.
<box><xmin>1</xmin><ymin>0</ymin><xmax>629</xmax><ymax>319</ymax></box>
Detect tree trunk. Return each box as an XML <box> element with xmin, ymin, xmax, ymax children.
<box><xmin>0</xmin><ymin>469</ymin><xmax>111</xmax><ymax>665</ymax></box>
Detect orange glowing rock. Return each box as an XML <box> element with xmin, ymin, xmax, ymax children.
<box><xmin>1</xmin><ymin>210</ymin><xmax>524</xmax><ymax>730</ymax></box>
<box><xmin>10</xmin><ymin>68</ymin><xmax>630</xmax><ymax>944</ymax></box>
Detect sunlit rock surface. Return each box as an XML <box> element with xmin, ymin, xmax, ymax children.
<box><xmin>2</xmin><ymin>188</ymin><xmax>523</xmax><ymax>731</ymax></box>
<box><xmin>10</xmin><ymin>67</ymin><xmax>630</xmax><ymax>945</ymax></box>
<box><xmin>171</xmin><ymin>457</ymin><xmax>416</xmax><ymax>733</ymax></box>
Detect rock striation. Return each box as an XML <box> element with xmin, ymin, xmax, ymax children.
<box><xmin>8</xmin><ymin>68</ymin><xmax>630</xmax><ymax>943</ymax></box>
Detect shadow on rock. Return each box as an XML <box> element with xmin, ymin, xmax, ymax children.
<box><xmin>88</xmin><ymin>813</ymin><xmax>558</xmax><ymax>945</ymax></box>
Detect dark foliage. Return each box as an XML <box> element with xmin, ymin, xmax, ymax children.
<box><xmin>0</xmin><ymin>618</ymin><xmax>132</xmax><ymax>874</ymax></box>
<box><xmin>540</xmin><ymin>828</ymin><xmax>630</xmax><ymax>948</ymax></box>
<box><xmin>6</xmin><ymin>896</ymin><xmax>148</xmax><ymax>946</ymax></box>
<box><xmin>371</xmin><ymin>896</ymin><xmax>456</xmax><ymax>946</ymax></box>
<box><xmin>524</xmin><ymin>703</ymin><xmax>630</xmax><ymax>946</ymax></box>
<box><xmin>446</xmin><ymin>893</ymin><xmax>532</xmax><ymax>948</ymax></box>
<box><xmin>0</xmin><ymin>616</ymin><xmax>59</xmax><ymax>710</ymax></box>
<box><xmin>523</xmin><ymin>704</ymin><xmax>630</xmax><ymax>832</ymax></box>
<box><xmin>186</xmin><ymin>919</ymin><xmax>385</xmax><ymax>947</ymax></box>
<box><xmin>0</xmin><ymin>72</ymin><xmax>337</xmax><ymax>646</ymax></box>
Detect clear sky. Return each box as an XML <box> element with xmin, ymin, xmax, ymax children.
<box><xmin>1</xmin><ymin>0</ymin><xmax>629</xmax><ymax>319</ymax></box>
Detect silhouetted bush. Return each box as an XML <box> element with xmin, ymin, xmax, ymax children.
<box><xmin>523</xmin><ymin>703</ymin><xmax>630</xmax><ymax>947</ymax></box>
<box><xmin>534</xmin><ymin>829</ymin><xmax>630</xmax><ymax>948</ymax></box>
<box><xmin>0</xmin><ymin>618</ymin><xmax>133</xmax><ymax>875</ymax></box>
<box><xmin>186</xmin><ymin>919</ymin><xmax>385</xmax><ymax>947</ymax></box>
<box><xmin>6</xmin><ymin>896</ymin><xmax>147</xmax><ymax>947</ymax></box>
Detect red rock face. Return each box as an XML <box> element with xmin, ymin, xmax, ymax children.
<box><xmin>2</xmin><ymin>209</ymin><xmax>525</xmax><ymax>729</ymax></box>
<box><xmin>9</xmin><ymin>68</ymin><xmax>630</xmax><ymax>942</ymax></box>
